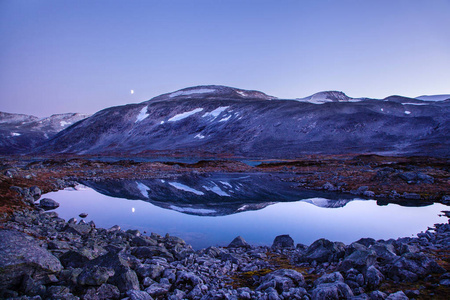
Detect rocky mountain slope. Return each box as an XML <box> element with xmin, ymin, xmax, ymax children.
<box><xmin>10</xmin><ymin>85</ymin><xmax>450</xmax><ymax>157</ymax></box>
<box><xmin>0</xmin><ymin>112</ymin><xmax>90</xmax><ymax>154</ymax></box>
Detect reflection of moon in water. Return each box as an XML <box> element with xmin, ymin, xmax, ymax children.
<box><xmin>131</xmin><ymin>90</ymin><xmax>134</xmax><ymax>94</ymax></box>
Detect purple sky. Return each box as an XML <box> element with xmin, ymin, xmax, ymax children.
<box><xmin>1</xmin><ymin>0</ymin><xmax>449</xmax><ymax>117</ymax></box>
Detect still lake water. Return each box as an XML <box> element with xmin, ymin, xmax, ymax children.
<box><xmin>42</xmin><ymin>174</ymin><xmax>448</xmax><ymax>250</ymax></box>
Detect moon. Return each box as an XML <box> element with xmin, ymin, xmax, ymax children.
<box><xmin>131</xmin><ymin>89</ymin><xmax>134</xmax><ymax>94</ymax></box>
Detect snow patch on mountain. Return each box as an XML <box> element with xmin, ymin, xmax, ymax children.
<box><xmin>169</xmin><ymin>88</ymin><xmax>216</xmax><ymax>98</ymax></box>
<box><xmin>168</xmin><ymin>108</ymin><xmax>204</xmax><ymax>122</ymax></box>
<box><xmin>202</xmin><ymin>106</ymin><xmax>229</xmax><ymax>119</ymax></box>
<box><xmin>194</xmin><ymin>133</ymin><xmax>205</xmax><ymax>139</ymax></box>
<box><xmin>60</xmin><ymin>121</ymin><xmax>71</xmax><ymax>127</ymax></box>
<box><xmin>203</xmin><ymin>183</ymin><xmax>230</xmax><ymax>196</ymax></box>
<box><xmin>135</xmin><ymin>106</ymin><xmax>149</xmax><ymax>123</ymax></box>
<box><xmin>11</xmin><ymin>132</ymin><xmax>21</xmax><ymax>136</ymax></box>
<box><xmin>169</xmin><ymin>182</ymin><xmax>204</xmax><ymax>195</ymax></box>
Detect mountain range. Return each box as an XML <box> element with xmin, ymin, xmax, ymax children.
<box><xmin>1</xmin><ymin>85</ymin><xmax>449</xmax><ymax>157</ymax></box>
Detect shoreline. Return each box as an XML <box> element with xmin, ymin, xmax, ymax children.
<box><xmin>1</xmin><ymin>203</ymin><xmax>449</xmax><ymax>299</ymax></box>
<box><xmin>1</xmin><ymin>155</ymin><xmax>449</xmax><ymax>299</ymax></box>
<box><xmin>1</xmin><ymin>155</ymin><xmax>449</xmax><ymax>220</ymax></box>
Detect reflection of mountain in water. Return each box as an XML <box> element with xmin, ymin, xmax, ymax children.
<box><xmin>80</xmin><ymin>173</ymin><xmax>357</xmax><ymax>216</ymax></box>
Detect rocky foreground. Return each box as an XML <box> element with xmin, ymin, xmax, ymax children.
<box><xmin>1</xmin><ymin>202</ymin><xmax>449</xmax><ymax>300</ymax></box>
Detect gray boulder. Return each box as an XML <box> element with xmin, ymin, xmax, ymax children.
<box><xmin>300</xmin><ymin>238</ymin><xmax>346</xmax><ymax>263</ymax></box>
<box><xmin>310</xmin><ymin>282</ymin><xmax>353</xmax><ymax>300</ymax></box>
<box><xmin>385</xmin><ymin>291</ymin><xmax>408</xmax><ymax>300</ymax></box>
<box><xmin>314</xmin><ymin>272</ymin><xmax>344</xmax><ymax>286</ymax></box>
<box><xmin>228</xmin><ymin>236</ymin><xmax>250</xmax><ymax>248</ymax></box>
<box><xmin>365</xmin><ymin>266</ymin><xmax>384</xmax><ymax>289</ymax></box>
<box><xmin>387</xmin><ymin>252</ymin><xmax>445</xmax><ymax>282</ymax></box>
<box><xmin>39</xmin><ymin>198</ymin><xmax>60</xmax><ymax>210</ymax></box>
<box><xmin>339</xmin><ymin>250</ymin><xmax>376</xmax><ymax>272</ymax></box>
<box><xmin>272</xmin><ymin>235</ymin><xmax>295</xmax><ymax>249</ymax></box>
<box><xmin>0</xmin><ymin>230</ymin><xmax>62</xmax><ymax>290</ymax></box>
<box><xmin>257</xmin><ymin>269</ymin><xmax>306</xmax><ymax>293</ymax></box>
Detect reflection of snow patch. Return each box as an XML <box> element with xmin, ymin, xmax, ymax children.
<box><xmin>218</xmin><ymin>115</ymin><xmax>231</xmax><ymax>122</ymax></box>
<box><xmin>220</xmin><ymin>181</ymin><xmax>232</xmax><ymax>188</ymax></box>
<box><xmin>380</xmin><ymin>108</ymin><xmax>384</xmax><ymax>112</ymax></box>
<box><xmin>202</xmin><ymin>106</ymin><xmax>229</xmax><ymax>119</ymax></box>
<box><xmin>136</xmin><ymin>106</ymin><xmax>149</xmax><ymax>123</ymax></box>
<box><xmin>203</xmin><ymin>184</ymin><xmax>230</xmax><ymax>196</ymax></box>
<box><xmin>404</xmin><ymin>111</ymin><xmax>411</xmax><ymax>115</ymax></box>
<box><xmin>168</xmin><ymin>108</ymin><xmax>203</xmax><ymax>122</ymax></box>
<box><xmin>160</xmin><ymin>179</ymin><xmax>165</xmax><ymax>183</ymax></box>
<box><xmin>11</xmin><ymin>132</ymin><xmax>21</xmax><ymax>136</ymax></box>
<box><xmin>169</xmin><ymin>88</ymin><xmax>215</xmax><ymax>98</ymax></box>
<box><xmin>195</xmin><ymin>133</ymin><xmax>205</xmax><ymax>139</ymax></box>
<box><xmin>169</xmin><ymin>182</ymin><xmax>204</xmax><ymax>195</ymax></box>
<box><xmin>160</xmin><ymin>121</ymin><xmax>165</xmax><ymax>124</ymax></box>
<box><xmin>136</xmin><ymin>182</ymin><xmax>150</xmax><ymax>198</ymax></box>
<box><xmin>169</xmin><ymin>205</ymin><xmax>216</xmax><ymax>214</ymax></box>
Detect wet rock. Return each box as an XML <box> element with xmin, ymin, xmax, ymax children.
<box><xmin>0</xmin><ymin>230</ymin><xmax>62</xmax><ymax>290</ymax></box>
<box><xmin>310</xmin><ymin>282</ymin><xmax>353</xmax><ymax>300</ymax></box>
<box><xmin>228</xmin><ymin>236</ymin><xmax>250</xmax><ymax>248</ymax></box>
<box><xmin>272</xmin><ymin>234</ymin><xmax>294</xmax><ymax>249</ymax></box>
<box><xmin>39</xmin><ymin>198</ymin><xmax>60</xmax><ymax>210</ymax></box>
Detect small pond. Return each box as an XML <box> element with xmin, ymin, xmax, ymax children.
<box><xmin>42</xmin><ymin>173</ymin><xmax>448</xmax><ymax>249</ymax></box>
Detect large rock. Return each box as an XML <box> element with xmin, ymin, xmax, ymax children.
<box><xmin>88</xmin><ymin>252</ymin><xmax>139</xmax><ymax>292</ymax></box>
<box><xmin>228</xmin><ymin>236</ymin><xmax>250</xmax><ymax>248</ymax></box>
<box><xmin>257</xmin><ymin>269</ymin><xmax>306</xmax><ymax>293</ymax></box>
<box><xmin>387</xmin><ymin>252</ymin><xmax>445</xmax><ymax>282</ymax></box>
<box><xmin>310</xmin><ymin>282</ymin><xmax>353</xmax><ymax>300</ymax></box>
<box><xmin>300</xmin><ymin>238</ymin><xmax>346</xmax><ymax>263</ymax></box>
<box><xmin>339</xmin><ymin>250</ymin><xmax>376</xmax><ymax>272</ymax></box>
<box><xmin>0</xmin><ymin>229</ymin><xmax>62</xmax><ymax>290</ymax></box>
<box><xmin>272</xmin><ymin>235</ymin><xmax>295</xmax><ymax>249</ymax></box>
<box><xmin>314</xmin><ymin>272</ymin><xmax>344</xmax><ymax>286</ymax></box>
<box><xmin>39</xmin><ymin>198</ymin><xmax>60</xmax><ymax>210</ymax></box>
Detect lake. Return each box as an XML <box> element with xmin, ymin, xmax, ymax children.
<box><xmin>41</xmin><ymin>173</ymin><xmax>448</xmax><ymax>249</ymax></box>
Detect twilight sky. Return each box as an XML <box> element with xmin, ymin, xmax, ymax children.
<box><xmin>1</xmin><ymin>0</ymin><xmax>449</xmax><ymax>117</ymax></box>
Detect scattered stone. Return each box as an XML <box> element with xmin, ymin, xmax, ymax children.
<box><xmin>79</xmin><ymin>213</ymin><xmax>88</xmax><ymax>218</ymax></box>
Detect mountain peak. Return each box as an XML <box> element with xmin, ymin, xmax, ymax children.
<box><xmin>296</xmin><ymin>91</ymin><xmax>354</xmax><ymax>104</ymax></box>
<box><xmin>149</xmin><ymin>85</ymin><xmax>277</xmax><ymax>102</ymax></box>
